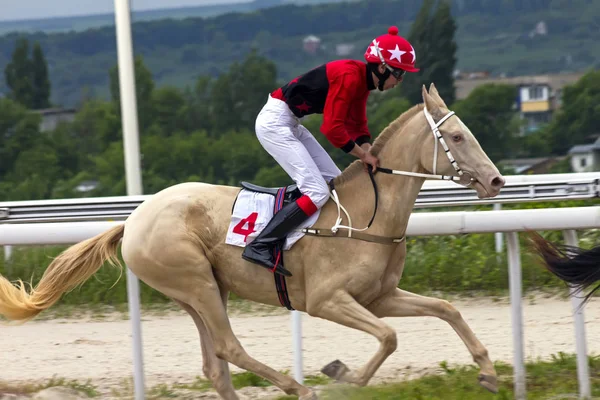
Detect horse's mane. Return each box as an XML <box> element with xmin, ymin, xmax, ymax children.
<box><xmin>333</xmin><ymin>103</ymin><xmax>424</xmax><ymax>186</ymax></box>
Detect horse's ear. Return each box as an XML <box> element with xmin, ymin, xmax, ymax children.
<box><xmin>428</xmin><ymin>83</ymin><xmax>448</xmax><ymax>108</ymax></box>
<box><xmin>422</xmin><ymin>84</ymin><xmax>442</xmax><ymax>117</ymax></box>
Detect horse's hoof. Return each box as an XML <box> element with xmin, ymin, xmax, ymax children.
<box><xmin>478</xmin><ymin>373</ymin><xmax>498</xmax><ymax>394</ymax></box>
<box><xmin>321</xmin><ymin>359</ymin><xmax>350</xmax><ymax>381</ymax></box>
<box><xmin>299</xmin><ymin>390</ymin><xmax>318</xmax><ymax>400</ymax></box>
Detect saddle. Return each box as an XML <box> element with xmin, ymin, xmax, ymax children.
<box><xmin>239</xmin><ymin>181</ymin><xmax>302</xmax><ymax>206</ymax></box>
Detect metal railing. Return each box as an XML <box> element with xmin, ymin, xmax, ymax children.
<box><xmin>1</xmin><ymin>172</ymin><xmax>598</xmax><ymax>224</ymax></box>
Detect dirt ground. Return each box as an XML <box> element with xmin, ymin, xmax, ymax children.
<box><xmin>1</xmin><ymin>294</ymin><xmax>599</xmax><ymax>399</ymax></box>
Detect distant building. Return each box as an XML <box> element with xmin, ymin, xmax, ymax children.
<box><xmin>529</xmin><ymin>21</ymin><xmax>548</xmax><ymax>38</ymax></box>
<box><xmin>455</xmin><ymin>71</ymin><xmax>585</xmax><ymax>134</ymax></box>
<box><xmin>516</xmin><ymin>82</ymin><xmax>552</xmax><ymax>133</ymax></box>
<box><xmin>498</xmin><ymin>156</ymin><xmax>567</xmax><ymax>174</ymax></box>
<box><xmin>31</xmin><ymin>107</ymin><xmax>77</xmax><ymax>132</ymax></box>
<box><xmin>454</xmin><ymin>70</ymin><xmax>491</xmax><ymax>80</ymax></box>
<box><xmin>568</xmin><ymin>136</ymin><xmax>600</xmax><ymax>172</ymax></box>
<box><xmin>302</xmin><ymin>35</ymin><xmax>321</xmax><ymax>55</ymax></box>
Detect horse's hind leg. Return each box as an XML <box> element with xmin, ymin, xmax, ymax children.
<box><xmin>367</xmin><ymin>288</ymin><xmax>498</xmax><ymax>393</ymax></box>
<box><xmin>129</xmin><ymin>239</ymin><xmax>315</xmax><ymax>399</ymax></box>
<box><xmin>174</xmin><ymin>295</ymin><xmax>238</xmax><ymax>400</ymax></box>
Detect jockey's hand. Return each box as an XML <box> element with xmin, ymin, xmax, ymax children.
<box><xmin>361</xmin><ymin>151</ymin><xmax>379</xmax><ymax>173</ymax></box>
<box><xmin>360</xmin><ymin>142</ymin><xmax>372</xmax><ymax>152</ymax></box>
<box><xmin>350</xmin><ymin>142</ymin><xmax>379</xmax><ymax>173</ymax></box>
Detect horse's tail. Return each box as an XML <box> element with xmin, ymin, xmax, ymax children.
<box><xmin>0</xmin><ymin>224</ymin><xmax>125</xmax><ymax>323</ymax></box>
<box><xmin>527</xmin><ymin>231</ymin><xmax>600</xmax><ymax>305</ymax></box>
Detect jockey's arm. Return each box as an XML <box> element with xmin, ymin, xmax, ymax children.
<box><xmin>320</xmin><ymin>72</ymin><xmax>361</xmax><ymax>153</ymax></box>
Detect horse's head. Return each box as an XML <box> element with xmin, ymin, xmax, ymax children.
<box><xmin>416</xmin><ymin>83</ymin><xmax>505</xmax><ymax>198</ymax></box>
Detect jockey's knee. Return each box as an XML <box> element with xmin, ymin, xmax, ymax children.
<box><xmin>312</xmin><ymin>192</ymin><xmax>329</xmax><ymax>209</ymax></box>
<box><xmin>302</xmin><ymin>183</ymin><xmax>329</xmax><ymax>211</ymax></box>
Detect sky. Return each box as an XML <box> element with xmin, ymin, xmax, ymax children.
<box><xmin>1</xmin><ymin>0</ymin><xmax>251</xmax><ymax>21</ymax></box>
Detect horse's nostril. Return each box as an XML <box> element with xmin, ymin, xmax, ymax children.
<box><xmin>491</xmin><ymin>176</ymin><xmax>505</xmax><ymax>188</ymax></box>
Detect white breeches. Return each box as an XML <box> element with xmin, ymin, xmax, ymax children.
<box><xmin>255</xmin><ymin>94</ymin><xmax>342</xmax><ymax>209</ymax></box>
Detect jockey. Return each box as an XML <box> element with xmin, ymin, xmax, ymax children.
<box><xmin>242</xmin><ymin>26</ymin><xmax>420</xmax><ymax>276</ymax></box>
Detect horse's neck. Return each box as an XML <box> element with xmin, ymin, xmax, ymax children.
<box><xmin>330</xmin><ymin>139</ymin><xmax>426</xmax><ymax>238</ymax></box>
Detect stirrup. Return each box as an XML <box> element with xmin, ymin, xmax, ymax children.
<box><xmin>241</xmin><ymin>251</ymin><xmax>292</xmax><ymax>277</ymax></box>
<box><xmin>242</xmin><ymin>247</ymin><xmax>292</xmax><ymax>276</ymax></box>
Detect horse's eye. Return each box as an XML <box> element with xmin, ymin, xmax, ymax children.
<box><xmin>452</xmin><ymin>134</ymin><xmax>463</xmax><ymax>143</ymax></box>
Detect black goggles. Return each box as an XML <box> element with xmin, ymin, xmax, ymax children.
<box><xmin>384</xmin><ymin>64</ymin><xmax>406</xmax><ymax>80</ymax></box>
<box><xmin>390</xmin><ymin>68</ymin><xmax>406</xmax><ymax>80</ymax></box>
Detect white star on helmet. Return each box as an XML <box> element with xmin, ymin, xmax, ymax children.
<box><xmin>369</xmin><ymin>40</ymin><xmax>380</xmax><ymax>57</ymax></box>
<box><xmin>409</xmin><ymin>44</ymin><xmax>416</xmax><ymax>62</ymax></box>
<box><xmin>387</xmin><ymin>44</ymin><xmax>406</xmax><ymax>63</ymax></box>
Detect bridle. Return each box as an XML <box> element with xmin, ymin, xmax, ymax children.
<box><xmin>302</xmin><ymin>105</ymin><xmax>476</xmax><ymax>243</ymax></box>
<box><xmin>377</xmin><ymin>106</ymin><xmax>474</xmax><ymax>186</ymax></box>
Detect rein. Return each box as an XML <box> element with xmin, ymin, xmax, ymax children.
<box><xmin>302</xmin><ymin>105</ymin><xmax>474</xmax><ymax>245</ymax></box>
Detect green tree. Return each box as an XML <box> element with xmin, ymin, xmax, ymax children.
<box><xmin>428</xmin><ymin>0</ymin><xmax>458</xmax><ymax>105</ymax></box>
<box><xmin>545</xmin><ymin>69</ymin><xmax>600</xmax><ymax>155</ymax></box>
<box><xmin>211</xmin><ymin>50</ymin><xmax>278</xmax><ymax>133</ymax></box>
<box><xmin>0</xmin><ymin>99</ymin><xmax>42</xmax><ymax>177</ymax></box>
<box><xmin>109</xmin><ymin>55</ymin><xmax>155</xmax><ymax>132</ymax></box>
<box><xmin>91</xmin><ymin>141</ymin><xmax>126</xmax><ymax>196</ymax></box>
<box><xmin>4</xmin><ymin>37</ymin><xmax>34</xmax><ymax>108</ymax></box>
<box><xmin>452</xmin><ymin>83</ymin><xmax>520</xmax><ymax>162</ymax></box>
<box><xmin>401</xmin><ymin>0</ymin><xmax>436</xmax><ymax>105</ymax></box>
<box><xmin>402</xmin><ymin>0</ymin><xmax>458</xmax><ymax>106</ymax></box>
<box><xmin>31</xmin><ymin>42</ymin><xmax>51</xmax><ymax>109</ymax></box>
<box><xmin>3</xmin><ymin>38</ymin><xmax>51</xmax><ymax>110</ymax></box>
<box><xmin>7</xmin><ymin>144</ymin><xmax>60</xmax><ymax>200</ymax></box>
<box><xmin>367</xmin><ymin>95</ymin><xmax>413</xmax><ymax>137</ymax></box>
<box><xmin>181</xmin><ymin>76</ymin><xmax>213</xmax><ymax>134</ymax></box>
<box><xmin>151</xmin><ymin>86</ymin><xmax>187</xmax><ymax>135</ymax></box>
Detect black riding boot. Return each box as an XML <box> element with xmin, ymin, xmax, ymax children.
<box><xmin>242</xmin><ymin>199</ymin><xmax>311</xmax><ymax>277</ymax></box>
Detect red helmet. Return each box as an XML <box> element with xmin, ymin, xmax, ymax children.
<box><xmin>364</xmin><ymin>26</ymin><xmax>419</xmax><ymax>72</ymax></box>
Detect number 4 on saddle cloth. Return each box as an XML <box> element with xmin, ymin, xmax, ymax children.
<box><xmin>225</xmin><ymin>181</ymin><xmax>321</xmax><ymax>251</ymax></box>
<box><xmin>225</xmin><ymin>181</ymin><xmax>321</xmax><ymax>310</ymax></box>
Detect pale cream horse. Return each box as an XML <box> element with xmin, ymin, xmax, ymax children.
<box><xmin>0</xmin><ymin>84</ymin><xmax>505</xmax><ymax>400</ymax></box>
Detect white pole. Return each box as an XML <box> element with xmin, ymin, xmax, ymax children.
<box><xmin>292</xmin><ymin>310</ymin><xmax>303</xmax><ymax>384</ymax></box>
<box><xmin>494</xmin><ymin>203</ymin><xmax>503</xmax><ymax>253</ymax></box>
<box><xmin>506</xmin><ymin>232</ymin><xmax>526</xmax><ymax>400</ymax></box>
<box><xmin>4</xmin><ymin>245</ymin><xmax>12</xmax><ymax>275</ymax></box>
<box><xmin>114</xmin><ymin>1</ymin><xmax>145</xmax><ymax>399</ymax></box>
<box><xmin>563</xmin><ymin>229</ymin><xmax>591</xmax><ymax>399</ymax></box>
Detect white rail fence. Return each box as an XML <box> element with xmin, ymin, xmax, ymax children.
<box><xmin>1</xmin><ymin>205</ymin><xmax>598</xmax><ymax>400</ymax></box>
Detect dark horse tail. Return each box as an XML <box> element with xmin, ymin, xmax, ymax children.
<box><xmin>527</xmin><ymin>231</ymin><xmax>600</xmax><ymax>306</ymax></box>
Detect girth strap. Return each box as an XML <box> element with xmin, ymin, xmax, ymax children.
<box><xmin>301</xmin><ymin>227</ymin><xmax>405</xmax><ymax>245</ymax></box>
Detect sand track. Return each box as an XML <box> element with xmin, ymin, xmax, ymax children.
<box><xmin>1</xmin><ymin>295</ymin><xmax>599</xmax><ymax>398</ymax></box>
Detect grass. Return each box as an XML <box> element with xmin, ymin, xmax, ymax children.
<box><xmin>0</xmin><ymin>376</ymin><xmax>99</xmax><ymax>397</ymax></box>
<box><xmin>106</xmin><ymin>372</ymin><xmax>330</xmax><ymax>398</ymax></box>
<box><xmin>277</xmin><ymin>353</ymin><xmax>600</xmax><ymax>400</ymax></box>
<box><xmin>1</xmin><ymin>353</ymin><xmax>598</xmax><ymax>399</ymax></box>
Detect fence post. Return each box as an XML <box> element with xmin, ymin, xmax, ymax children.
<box><xmin>562</xmin><ymin>229</ymin><xmax>591</xmax><ymax>399</ymax></box>
<box><xmin>506</xmin><ymin>232</ymin><xmax>526</xmax><ymax>400</ymax></box>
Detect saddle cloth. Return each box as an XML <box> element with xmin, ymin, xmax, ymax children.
<box><xmin>225</xmin><ymin>189</ymin><xmax>321</xmax><ymax>250</ymax></box>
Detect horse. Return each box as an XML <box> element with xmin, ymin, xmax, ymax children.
<box><xmin>0</xmin><ymin>84</ymin><xmax>506</xmax><ymax>400</ymax></box>
<box><xmin>528</xmin><ymin>232</ymin><xmax>600</xmax><ymax>306</ymax></box>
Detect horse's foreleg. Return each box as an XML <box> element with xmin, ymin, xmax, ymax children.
<box><xmin>367</xmin><ymin>288</ymin><xmax>498</xmax><ymax>393</ymax></box>
<box><xmin>175</xmin><ymin>293</ymin><xmax>238</xmax><ymax>400</ymax></box>
<box><xmin>185</xmin><ymin>274</ymin><xmax>316</xmax><ymax>399</ymax></box>
<box><xmin>308</xmin><ymin>290</ymin><xmax>398</xmax><ymax>387</ymax></box>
